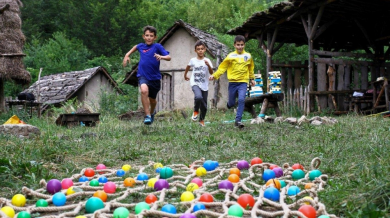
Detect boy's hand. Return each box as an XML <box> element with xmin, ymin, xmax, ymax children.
<box><xmin>209</xmin><ymin>75</ymin><xmax>214</xmax><ymax>81</ymax></box>
<box><xmin>123</xmin><ymin>57</ymin><xmax>130</xmax><ymax>67</ymax></box>
<box><xmin>204</xmin><ymin>60</ymin><xmax>211</xmax><ymax>67</ymax></box>
<box><xmin>154</xmin><ymin>53</ymin><xmax>162</xmax><ymax>61</ymax></box>
<box><xmin>250</xmin><ymin>80</ymin><xmax>256</xmax><ymax>86</ymax></box>
<box><xmin>184</xmin><ymin>76</ymin><xmax>190</xmax><ymax>81</ymax></box>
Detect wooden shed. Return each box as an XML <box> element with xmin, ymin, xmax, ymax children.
<box><xmin>228</xmin><ymin>0</ymin><xmax>390</xmax><ymax>115</ymax></box>
<box><xmin>123</xmin><ymin>20</ymin><xmax>230</xmax><ymax>112</ymax></box>
<box><xmin>22</xmin><ymin>66</ymin><xmax>123</xmax><ymax>113</ymax></box>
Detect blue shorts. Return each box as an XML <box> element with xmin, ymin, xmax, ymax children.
<box><xmin>138</xmin><ymin>77</ymin><xmax>161</xmax><ymax>99</ymax></box>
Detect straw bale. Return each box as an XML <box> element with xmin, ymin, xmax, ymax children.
<box><xmin>0</xmin><ymin>31</ymin><xmax>24</xmax><ymax>53</ymax></box>
<box><xmin>0</xmin><ymin>0</ymin><xmax>22</xmax><ymax>14</ymax></box>
<box><xmin>0</xmin><ymin>56</ymin><xmax>31</xmax><ymax>84</ymax></box>
<box><xmin>0</xmin><ymin>10</ymin><xmax>21</xmax><ymax>29</ymax></box>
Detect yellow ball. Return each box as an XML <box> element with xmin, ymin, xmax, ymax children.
<box><xmin>147</xmin><ymin>178</ymin><xmax>158</xmax><ymax>188</ymax></box>
<box><xmin>1</xmin><ymin>206</ymin><xmax>15</xmax><ymax>218</ymax></box>
<box><xmin>75</xmin><ymin>216</ymin><xmax>87</xmax><ymax>218</ymax></box>
<box><xmin>186</xmin><ymin>183</ymin><xmax>199</xmax><ymax>192</ymax></box>
<box><xmin>153</xmin><ymin>163</ymin><xmax>163</xmax><ymax>169</ymax></box>
<box><xmin>195</xmin><ymin>167</ymin><xmax>207</xmax><ymax>177</ymax></box>
<box><xmin>122</xmin><ymin>164</ymin><xmax>131</xmax><ymax>172</ymax></box>
<box><xmin>180</xmin><ymin>191</ymin><xmax>195</xmax><ymax>202</ymax></box>
<box><xmin>303</xmin><ymin>196</ymin><xmax>313</xmax><ymax>205</ymax></box>
<box><xmin>66</xmin><ymin>186</ymin><xmax>76</xmax><ymax>195</ymax></box>
<box><xmin>11</xmin><ymin>194</ymin><xmax>26</xmax><ymax>207</ymax></box>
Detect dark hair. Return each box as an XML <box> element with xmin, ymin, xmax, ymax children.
<box><xmin>143</xmin><ymin>26</ymin><xmax>157</xmax><ymax>35</ymax></box>
<box><xmin>234</xmin><ymin>35</ymin><xmax>246</xmax><ymax>44</ymax></box>
<box><xmin>194</xmin><ymin>40</ymin><xmax>206</xmax><ymax>49</ymax></box>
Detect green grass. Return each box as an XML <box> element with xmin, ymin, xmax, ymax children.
<box><xmin>0</xmin><ymin>109</ymin><xmax>389</xmax><ymax>217</ymax></box>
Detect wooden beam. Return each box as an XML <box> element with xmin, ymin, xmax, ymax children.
<box><xmin>256</xmin><ymin>33</ymin><xmax>267</xmax><ymax>53</ymax></box>
<box><xmin>271</xmin><ymin>63</ymin><xmax>307</xmax><ymax>68</ymax></box>
<box><xmin>269</xmin><ymin>26</ymin><xmax>279</xmax><ymax>52</ymax></box>
<box><xmin>311</xmin><ymin>49</ymin><xmax>375</xmax><ymax>59</ymax></box>
<box><xmin>310</xmin><ymin>5</ymin><xmax>326</xmax><ymax>40</ymax></box>
<box><xmin>286</xmin><ymin>0</ymin><xmax>337</xmax><ymax>22</ymax></box>
<box><xmin>313</xmin><ymin>19</ymin><xmax>337</xmax><ymax>40</ymax></box>
<box><xmin>272</xmin><ymin>41</ymin><xmax>285</xmax><ymax>55</ymax></box>
<box><xmin>301</xmin><ymin>15</ymin><xmax>309</xmax><ymax>38</ymax></box>
<box><xmin>354</xmin><ymin>19</ymin><xmax>373</xmax><ymax>47</ymax></box>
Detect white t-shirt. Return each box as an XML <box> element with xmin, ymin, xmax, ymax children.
<box><xmin>188</xmin><ymin>57</ymin><xmax>213</xmax><ymax>91</ymax></box>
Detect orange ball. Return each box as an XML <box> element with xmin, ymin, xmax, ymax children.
<box><xmin>265</xmin><ymin>179</ymin><xmax>281</xmax><ymax>190</ymax></box>
<box><xmin>84</xmin><ymin>168</ymin><xmax>95</xmax><ymax>177</ymax></box>
<box><xmin>228</xmin><ymin>174</ymin><xmax>240</xmax><ymax>183</ymax></box>
<box><xmin>292</xmin><ymin>163</ymin><xmax>305</xmax><ymax>170</ymax></box>
<box><xmin>124</xmin><ymin>178</ymin><xmax>136</xmax><ymax>187</ymax></box>
<box><xmin>304</xmin><ymin>183</ymin><xmax>315</xmax><ymax>189</ymax></box>
<box><xmin>298</xmin><ymin>205</ymin><xmax>316</xmax><ymax>218</ymax></box>
<box><xmin>229</xmin><ymin>168</ymin><xmax>241</xmax><ymax>177</ymax></box>
<box><xmin>237</xmin><ymin>193</ymin><xmax>255</xmax><ymax>209</ymax></box>
<box><xmin>93</xmin><ymin>190</ymin><xmax>108</xmax><ymax>202</ymax></box>
<box><xmin>145</xmin><ymin>194</ymin><xmax>158</xmax><ymax>203</ymax></box>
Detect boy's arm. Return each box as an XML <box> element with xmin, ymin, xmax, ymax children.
<box><xmin>210</xmin><ymin>57</ymin><xmax>229</xmax><ymax>80</ymax></box>
<box><xmin>205</xmin><ymin>60</ymin><xmax>214</xmax><ymax>75</ymax></box>
<box><xmin>249</xmin><ymin>57</ymin><xmax>255</xmax><ymax>86</ymax></box>
<box><xmin>184</xmin><ymin>65</ymin><xmax>191</xmax><ymax>81</ymax></box>
<box><xmin>154</xmin><ymin>53</ymin><xmax>171</xmax><ymax>61</ymax></box>
<box><xmin>122</xmin><ymin>45</ymin><xmax>137</xmax><ymax>67</ymax></box>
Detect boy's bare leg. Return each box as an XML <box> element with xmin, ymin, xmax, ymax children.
<box><xmin>149</xmin><ymin>98</ymin><xmax>157</xmax><ymax>114</ymax></box>
<box><xmin>140</xmin><ymin>84</ymin><xmax>151</xmax><ymax>115</ymax></box>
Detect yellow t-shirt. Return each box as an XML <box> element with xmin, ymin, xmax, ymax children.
<box><xmin>213</xmin><ymin>50</ymin><xmax>254</xmax><ymax>83</ymax></box>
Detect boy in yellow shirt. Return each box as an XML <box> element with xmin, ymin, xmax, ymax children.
<box><xmin>209</xmin><ymin>35</ymin><xmax>255</xmax><ymax>128</ymax></box>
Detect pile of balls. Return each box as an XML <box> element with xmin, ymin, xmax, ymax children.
<box><xmin>0</xmin><ymin>158</ymin><xmax>336</xmax><ymax>218</ymax></box>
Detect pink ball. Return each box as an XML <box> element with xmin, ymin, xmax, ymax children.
<box><xmin>61</xmin><ymin>178</ymin><xmax>74</xmax><ymax>189</ymax></box>
<box><xmin>47</xmin><ymin>179</ymin><xmax>62</xmax><ymax>194</ymax></box>
<box><xmin>103</xmin><ymin>182</ymin><xmax>116</xmax><ymax>193</ymax></box>
<box><xmin>191</xmin><ymin>178</ymin><xmax>203</xmax><ymax>187</ymax></box>
<box><xmin>96</xmin><ymin>164</ymin><xmax>106</xmax><ymax>174</ymax></box>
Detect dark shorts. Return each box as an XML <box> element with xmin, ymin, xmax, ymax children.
<box><xmin>138</xmin><ymin>76</ymin><xmax>161</xmax><ymax>99</ymax></box>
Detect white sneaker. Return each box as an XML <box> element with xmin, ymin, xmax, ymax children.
<box><xmin>191</xmin><ymin>112</ymin><xmax>199</xmax><ymax>121</ymax></box>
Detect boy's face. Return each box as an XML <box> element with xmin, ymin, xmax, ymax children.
<box><xmin>143</xmin><ymin>30</ymin><xmax>157</xmax><ymax>45</ymax></box>
<box><xmin>234</xmin><ymin>41</ymin><xmax>245</xmax><ymax>54</ymax></box>
<box><xmin>195</xmin><ymin>45</ymin><xmax>206</xmax><ymax>58</ymax></box>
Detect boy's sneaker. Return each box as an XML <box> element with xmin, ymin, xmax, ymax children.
<box><xmin>151</xmin><ymin>111</ymin><xmax>156</xmax><ymax>123</ymax></box>
<box><xmin>144</xmin><ymin>115</ymin><xmax>152</xmax><ymax>125</ymax></box>
<box><xmin>192</xmin><ymin>111</ymin><xmax>199</xmax><ymax>121</ymax></box>
<box><xmin>235</xmin><ymin>121</ymin><xmax>245</xmax><ymax>128</ymax></box>
<box><xmin>199</xmin><ymin>120</ymin><xmax>205</xmax><ymax>127</ymax></box>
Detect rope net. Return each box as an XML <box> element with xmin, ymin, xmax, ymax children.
<box><xmin>0</xmin><ymin>157</ymin><xmax>337</xmax><ymax>218</ymax></box>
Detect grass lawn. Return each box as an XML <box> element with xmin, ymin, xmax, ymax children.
<box><xmin>0</xmin><ymin>108</ymin><xmax>389</xmax><ymax>217</ymax></box>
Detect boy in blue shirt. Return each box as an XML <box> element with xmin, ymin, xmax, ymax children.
<box><xmin>123</xmin><ymin>26</ymin><xmax>171</xmax><ymax>125</ymax></box>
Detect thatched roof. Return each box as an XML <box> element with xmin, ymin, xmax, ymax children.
<box><xmin>22</xmin><ymin>67</ymin><xmax>123</xmax><ymax>111</ymax></box>
<box><xmin>0</xmin><ymin>0</ymin><xmax>30</xmax><ymax>84</ymax></box>
<box><xmin>122</xmin><ymin>20</ymin><xmax>230</xmax><ymax>86</ymax></box>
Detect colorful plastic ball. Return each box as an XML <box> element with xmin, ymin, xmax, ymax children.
<box><xmin>180</xmin><ymin>213</ymin><xmax>196</xmax><ymax>218</ymax></box>
<box><xmin>122</xmin><ymin>164</ymin><xmax>131</xmax><ymax>172</ymax></box>
<box><xmin>298</xmin><ymin>205</ymin><xmax>316</xmax><ymax>218</ymax></box>
<box><xmin>1</xmin><ymin>206</ymin><xmax>15</xmax><ymax>218</ymax></box>
<box><xmin>203</xmin><ymin>160</ymin><xmax>216</xmax><ymax>171</ymax></box>
<box><xmin>75</xmin><ymin>216</ymin><xmax>87</xmax><ymax>218</ymax></box>
<box><xmin>230</xmin><ymin>168</ymin><xmax>241</xmax><ymax>177</ymax></box>
<box><xmin>96</xmin><ymin>164</ymin><xmax>106</xmax><ymax>174</ymax></box>
<box><xmin>265</xmin><ymin>179</ymin><xmax>281</xmax><ymax>190</ymax></box>
<box><xmin>186</xmin><ymin>182</ymin><xmax>199</xmax><ymax>192</ymax></box>
<box><xmin>93</xmin><ymin>190</ymin><xmax>108</xmax><ymax>202</ymax></box>
<box><xmin>193</xmin><ymin>203</ymin><xmax>206</xmax><ymax>212</ymax></box>
<box><xmin>153</xmin><ymin>162</ymin><xmax>163</xmax><ymax>169</ymax></box>
<box><xmin>309</xmin><ymin>170</ymin><xmax>322</xmax><ymax>181</ymax></box>
<box><xmin>61</xmin><ymin>178</ymin><xmax>74</xmax><ymax>189</ymax></box>
<box><xmin>85</xmin><ymin>197</ymin><xmax>104</xmax><ymax>213</ymax></box>
<box><xmin>237</xmin><ymin>194</ymin><xmax>255</xmax><ymax>209</ymax></box>
<box><xmin>287</xmin><ymin>186</ymin><xmax>301</xmax><ymax>196</ymax></box>
<box><xmin>305</xmin><ymin>183</ymin><xmax>315</xmax><ymax>189</ymax></box>
<box><xmin>103</xmin><ymin>182</ymin><xmax>117</xmax><ymax>193</ymax></box>
<box><xmin>228</xmin><ymin>204</ymin><xmax>243</xmax><ymax>217</ymax></box>
<box><xmin>36</xmin><ymin>199</ymin><xmax>49</xmax><ymax>207</ymax></box>
<box><xmin>79</xmin><ymin>176</ymin><xmax>89</xmax><ymax>182</ymax></box>
<box><xmin>272</xmin><ymin>167</ymin><xmax>284</xmax><ymax>178</ymax></box>
<box><xmin>303</xmin><ymin>196</ymin><xmax>314</xmax><ymax>205</ymax></box>
<box><xmin>145</xmin><ymin>194</ymin><xmax>158</xmax><ymax>203</ymax></box>
<box><xmin>318</xmin><ymin>215</ymin><xmax>330</xmax><ymax>218</ymax></box>
<box><xmin>199</xmin><ymin>193</ymin><xmax>214</xmax><ymax>203</ymax></box>
<box><xmin>191</xmin><ymin>177</ymin><xmax>203</xmax><ymax>187</ymax></box>
<box><xmin>66</xmin><ymin>186</ymin><xmax>76</xmax><ymax>195</ymax></box>
<box><xmin>228</xmin><ymin>174</ymin><xmax>240</xmax><ymax>183</ymax></box>
<box><xmin>113</xmin><ymin>207</ymin><xmax>130</xmax><ymax>218</ymax></box>
<box><xmin>250</xmin><ymin>157</ymin><xmax>263</xmax><ymax>165</ymax></box>
<box><xmin>213</xmin><ymin>161</ymin><xmax>219</xmax><ymax>168</ymax></box>
<box><xmin>89</xmin><ymin>179</ymin><xmax>100</xmax><ymax>187</ymax></box>
<box><xmin>154</xmin><ymin>179</ymin><xmax>169</xmax><ymax>191</ymax></box>
<box><xmin>264</xmin><ymin>187</ymin><xmax>280</xmax><ymax>201</ymax></box>
<box><xmin>292</xmin><ymin>169</ymin><xmax>305</xmax><ymax>180</ymax></box>
<box><xmin>161</xmin><ymin>204</ymin><xmax>177</xmax><ymax>214</ymax></box>
<box><xmin>11</xmin><ymin>194</ymin><xmax>26</xmax><ymax>207</ymax></box>
<box><xmin>17</xmin><ymin>211</ymin><xmax>31</xmax><ymax>218</ymax></box>
<box><xmin>147</xmin><ymin>178</ymin><xmax>158</xmax><ymax>188</ymax></box>
<box><xmin>218</xmin><ymin>180</ymin><xmax>234</xmax><ymax>191</ymax></box>
<box><xmin>46</xmin><ymin>179</ymin><xmax>62</xmax><ymax>194</ymax></box>
<box><xmin>237</xmin><ymin>160</ymin><xmax>250</xmax><ymax>170</ymax></box>
<box><xmin>269</xmin><ymin>164</ymin><xmax>279</xmax><ymax>170</ymax></box>
<box><xmin>116</xmin><ymin>169</ymin><xmax>126</xmax><ymax>177</ymax></box>
<box><xmin>160</xmin><ymin>167</ymin><xmax>174</xmax><ymax>179</ymax></box>
<box><xmin>52</xmin><ymin>192</ymin><xmax>67</xmax><ymax>206</ymax></box>
<box><xmin>195</xmin><ymin>167</ymin><xmax>207</xmax><ymax>177</ymax></box>
<box><xmin>262</xmin><ymin>169</ymin><xmax>276</xmax><ymax>182</ymax></box>
<box><xmin>136</xmin><ymin>173</ymin><xmax>149</xmax><ymax>181</ymax></box>
<box><xmin>292</xmin><ymin>163</ymin><xmax>304</xmax><ymax>170</ymax></box>
<box><xmin>124</xmin><ymin>177</ymin><xmax>136</xmax><ymax>187</ymax></box>
<box><xmin>155</xmin><ymin>167</ymin><xmax>162</xmax><ymax>173</ymax></box>
<box><xmin>98</xmin><ymin>176</ymin><xmax>108</xmax><ymax>183</ymax></box>
<box><xmin>84</xmin><ymin>168</ymin><xmax>95</xmax><ymax>177</ymax></box>
<box><xmin>181</xmin><ymin>191</ymin><xmax>195</xmax><ymax>202</ymax></box>
<box><xmin>279</xmin><ymin>180</ymin><xmax>287</xmax><ymax>188</ymax></box>
<box><xmin>135</xmin><ymin>202</ymin><xmax>150</xmax><ymax>214</ymax></box>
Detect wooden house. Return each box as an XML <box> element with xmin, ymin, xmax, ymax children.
<box><xmin>22</xmin><ymin>67</ymin><xmax>123</xmax><ymax>113</ymax></box>
<box><xmin>123</xmin><ymin>20</ymin><xmax>230</xmax><ymax>112</ymax></box>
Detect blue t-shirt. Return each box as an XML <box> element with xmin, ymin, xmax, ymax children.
<box><xmin>137</xmin><ymin>43</ymin><xmax>170</xmax><ymax>80</ymax></box>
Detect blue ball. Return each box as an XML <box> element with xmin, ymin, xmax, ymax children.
<box><xmin>52</xmin><ymin>192</ymin><xmax>67</xmax><ymax>206</ymax></box>
<box><xmin>203</xmin><ymin>160</ymin><xmax>216</xmax><ymax>171</ymax></box>
<box><xmin>161</xmin><ymin>204</ymin><xmax>177</xmax><ymax>214</ymax></box>
<box><xmin>79</xmin><ymin>176</ymin><xmax>89</xmax><ymax>182</ymax></box>
<box><xmin>213</xmin><ymin>161</ymin><xmax>219</xmax><ymax>168</ymax></box>
<box><xmin>116</xmin><ymin>169</ymin><xmax>126</xmax><ymax>177</ymax></box>
<box><xmin>137</xmin><ymin>173</ymin><xmax>149</xmax><ymax>181</ymax></box>
<box><xmin>262</xmin><ymin>169</ymin><xmax>276</xmax><ymax>182</ymax></box>
<box><xmin>193</xmin><ymin>203</ymin><xmax>206</xmax><ymax>212</ymax></box>
<box><xmin>264</xmin><ymin>187</ymin><xmax>280</xmax><ymax>201</ymax></box>
<box><xmin>287</xmin><ymin>186</ymin><xmax>301</xmax><ymax>196</ymax></box>
<box><xmin>98</xmin><ymin>176</ymin><xmax>108</xmax><ymax>183</ymax></box>
<box><xmin>155</xmin><ymin>167</ymin><xmax>162</xmax><ymax>173</ymax></box>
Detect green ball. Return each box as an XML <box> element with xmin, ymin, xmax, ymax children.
<box><xmin>309</xmin><ymin>169</ymin><xmax>322</xmax><ymax>180</ymax></box>
<box><xmin>292</xmin><ymin>169</ymin><xmax>305</xmax><ymax>180</ymax></box>
<box><xmin>85</xmin><ymin>197</ymin><xmax>105</xmax><ymax>213</ymax></box>
<box><xmin>279</xmin><ymin>180</ymin><xmax>286</xmax><ymax>188</ymax></box>
<box><xmin>113</xmin><ymin>207</ymin><xmax>130</xmax><ymax>218</ymax></box>
<box><xmin>159</xmin><ymin>167</ymin><xmax>173</xmax><ymax>179</ymax></box>
<box><xmin>135</xmin><ymin>202</ymin><xmax>150</xmax><ymax>215</ymax></box>
<box><xmin>318</xmin><ymin>215</ymin><xmax>330</xmax><ymax>218</ymax></box>
<box><xmin>36</xmin><ymin>199</ymin><xmax>48</xmax><ymax>207</ymax></box>
<box><xmin>17</xmin><ymin>211</ymin><xmax>31</xmax><ymax>218</ymax></box>
<box><xmin>89</xmin><ymin>179</ymin><xmax>100</xmax><ymax>187</ymax></box>
<box><xmin>228</xmin><ymin>205</ymin><xmax>243</xmax><ymax>217</ymax></box>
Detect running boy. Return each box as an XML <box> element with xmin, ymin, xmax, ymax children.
<box><xmin>184</xmin><ymin>41</ymin><xmax>214</xmax><ymax>126</ymax></box>
<box><xmin>122</xmin><ymin>26</ymin><xmax>171</xmax><ymax>125</ymax></box>
<box><xmin>209</xmin><ymin>35</ymin><xmax>255</xmax><ymax>128</ymax></box>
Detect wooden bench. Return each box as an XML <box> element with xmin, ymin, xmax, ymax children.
<box><xmin>244</xmin><ymin>93</ymin><xmax>284</xmax><ymax>118</ymax></box>
<box><xmin>6</xmin><ymin>100</ymin><xmax>42</xmax><ymax>118</ymax></box>
<box><xmin>55</xmin><ymin>113</ymin><xmax>100</xmax><ymax>127</ymax></box>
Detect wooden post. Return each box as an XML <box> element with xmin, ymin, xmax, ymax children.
<box><xmin>344</xmin><ymin>65</ymin><xmax>351</xmax><ymax>90</ymax></box>
<box><xmin>307</xmin><ymin>13</ymin><xmax>314</xmax><ymax>114</ymax></box>
<box><xmin>294</xmin><ymin>61</ymin><xmax>302</xmax><ymax>89</ymax></box>
<box><xmin>317</xmin><ymin>63</ymin><xmax>327</xmax><ymax>110</ymax></box>
<box><xmin>327</xmin><ymin>65</ymin><xmax>336</xmax><ymax>110</ymax></box>
<box><xmin>0</xmin><ymin>78</ymin><xmax>4</xmax><ymax>112</ymax></box>
<box><xmin>259</xmin><ymin>98</ymin><xmax>269</xmax><ymax>116</ymax></box>
<box><xmin>287</xmin><ymin>62</ymin><xmax>293</xmax><ymax>93</ymax></box>
<box><xmin>281</xmin><ymin>67</ymin><xmax>287</xmax><ymax>93</ymax></box>
<box><xmin>361</xmin><ymin>66</ymin><xmax>368</xmax><ymax>89</ymax></box>
<box><xmin>213</xmin><ymin>44</ymin><xmax>222</xmax><ymax>108</ymax></box>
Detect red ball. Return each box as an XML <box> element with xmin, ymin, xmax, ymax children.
<box><xmin>84</xmin><ymin>168</ymin><xmax>95</xmax><ymax>177</ymax></box>
<box><xmin>298</xmin><ymin>205</ymin><xmax>316</xmax><ymax>218</ymax></box>
<box><xmin>237</xmin><ymin>194</ymin><xmax>255</xmax><ymax>209</ymax></box>
<box><xmin>269</xmin><ymin>165</ymin><xmax>279</xmax><ymax>170</ymax></box>
<box><xmin>145</xmin><ymin>194</ymin><xmax>158</xmax><ymax>204</ymax></box>
<box><xmin>199</xmin><ymin>193</ymin><xmax>213</xmax><ymax>203</ymax></box>
<box><xmin>292</xmin><ymin>163</ymin><xmax>304</xmax><ymax>170</ymax></box>
<box><xmin>250</xmin><ymin>157</ymin><xmax>263</xmax><ymax>165</ymax></box>
<box><xmin>103</xmin><ymin>182</ymin><xmax>116</xmax><ymax>193</ymax></box>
